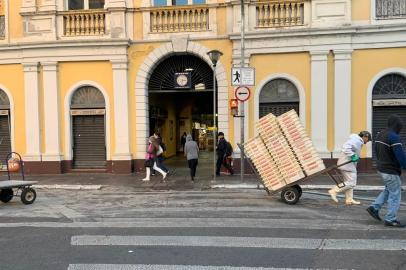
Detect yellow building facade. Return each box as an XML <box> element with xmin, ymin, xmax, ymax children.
<box><xmin>0</xmin><ymin>0</ymin><xmax>405</xmax><ymax>173</ymax></box>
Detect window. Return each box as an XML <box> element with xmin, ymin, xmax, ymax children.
<box><xmin>153</xmin><ymin>0</ymin><xmax>206</xmax><ymax>6</ymax></box>
<box><xmin>68</xmin><ymin>0</ymin><xmax>104</xmax><ymax>10</ymax></box>
<box><xmin>376</xmin><ymin>0</ymin><xmax>406</xmax><ymax>19</ymax></box>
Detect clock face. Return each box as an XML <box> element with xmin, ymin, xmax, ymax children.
<box><xmin>176</xmin><ymin>74</ymin><xmax>189</xmax><ymax>87</ymax></box>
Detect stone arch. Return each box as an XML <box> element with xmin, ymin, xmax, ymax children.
<box><xmin>134</xmin><ymin>41</ymin><xmax>229</xmax><ymax>158</ymax></box>
<box><xmin>64</xmin><ymin>81</ymin><xmax>111</xmax><ymax>160</ymax></box>
<box><xmin>366</xmin><ymin>68</ymin><xmax>406</xmax><ymax>157</ymax></box>
<box><xmin>254</xmin><ymin>73</ymin><xmax>306</xmax><ymax>135</ymax></box>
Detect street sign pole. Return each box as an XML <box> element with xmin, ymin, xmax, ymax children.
<box><xmin>240</xmin><ymin>0</ymin><xmax>245</xmax><ymax>182</ymax></box>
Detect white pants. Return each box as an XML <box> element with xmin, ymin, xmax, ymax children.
<box><xmin>341</xmin><ymin>170</ymin><xmax>357</xmax><ymax>188</ymax></box>
<box><xmin>145</xmin><ymin>162</ymin><xmax>166</xmax><ymax>178</ymax></box>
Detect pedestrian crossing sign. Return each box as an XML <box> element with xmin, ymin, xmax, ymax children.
<box><xmin>231</xmin><ymin>67</ymin><xmax>255</xmax><ymax>86</ymax></box>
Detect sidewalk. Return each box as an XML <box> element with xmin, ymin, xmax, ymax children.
<box><xmin>3</xmin><ymin>170</ymin><xmax>402</xmax><ymax>191</ymax></box>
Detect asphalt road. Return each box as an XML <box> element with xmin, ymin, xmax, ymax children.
<box><xmin>0</xmin><ymin>187</ymin><xmax>405</xmax><ymax>270</ymax></box>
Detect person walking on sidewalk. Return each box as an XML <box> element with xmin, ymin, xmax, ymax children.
<box><xmin>328</xmin><ymin>131</ymin><xmax>372</xmax><ymax>205</ymax></box>
<box><xmin>155</xmin><ymin>132</ymin><xmax>169</xmax><ymax>174</ymax></box>
<box><xmin>184</xmin><ymin>134</ymin><xmax>199</xmax><ymax>181</ymax></box>
<box><xmin>142</xmin><ymin>136</ymin><xmax>167</xmax><ymax>182</ymax></box>
<box><xmin>366</xmin><ymin>115</ymin><xmax>406</xmax><ymax>228</ymax></box>
<box><xmin>216</xmin><ymin>132</ymin><xmax>234</xmax><ymax>176</ymax></box>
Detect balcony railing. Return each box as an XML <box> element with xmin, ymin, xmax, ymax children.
<box><xmin>0</xmin><ymin>15</ymin><xmax>4</xmax><ymax>38</ymax></box>
<box><xmin>150</xmin><ymin>6</ymin><xmax>209</xmax><ymax>33</ymax></box>
<box><xmin>62</xmin><ymin>9</ymin><xmax>106</xmax><ymax>36</ymax></box>
<box><xmin>376</xmin><ymin>0</ymin><xmax>406</xmax><ymax>19</ymax></box>
<box><xmin>256</xmin><ymin>1</ymin><xmax>305</xmax><ymax>28</ymax></box>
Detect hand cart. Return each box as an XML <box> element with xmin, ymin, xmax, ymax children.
<box><xmin>238</xmin><ymin>143</ymin><xmax>351</xmax><ymax>205</ymax></box>
<box><xmin>0</xmin><ymin>152</ymin><xmax>37</xmax><ymax>205</ymax></box>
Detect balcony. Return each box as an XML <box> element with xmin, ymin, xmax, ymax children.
<box><xmin>256</xmin><ymin>0</ymin><xmax>305</xmax><ymax>28</ymax></box>
<box><xmin>150</xmin><ymin>6</ymin><xmax>209</xmax><ymax>33</ymax></box>
<box><xmin>376</xmin><ymin>0</ymin><xmax>406</xmax><ymax>19</ymax></box>
<box><xmin>61</xmin><ymin>9</ymin><xmax>106</xmax><ymax>36</ymax></box>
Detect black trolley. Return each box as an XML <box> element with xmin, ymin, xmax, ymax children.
<box><xmin>238</xmin><ymin>144</ymin><xmax>351</xmax><ymax>205</ymax></box>
<box><xmin>0</xmin><ymin>152</ymin><xmax>37</xmax><ymax>205</ymax></box>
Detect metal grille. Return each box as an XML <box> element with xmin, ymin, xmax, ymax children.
<box><xmin>0</xmin><ymin>89</ymin><xmax>9</xmax><ymax>109</ymax></box>
<box><xmin>259</xmin><ymin>79</ymin><xmax>299</xmax><ymax>103</ymax></box>
<box><xmin>71</xmin><ymin>86</ymin><xmax>105</xmax><ymax>109</ymax></box>
<box><xmin>376</xmin><ymin>0</ymin><xmax>406</xmax><ymax>18</ymax></box>
<box><xmin>372</xmin><ymin>74</ymin><xmax>406</xmax><ymax>99</ymax></box>
<box><xmin>148</xmin><ymin>54</ymin><xmax>214</xmax><ymax>92</ymax></box>
<box><xmin>0</xmin><ymin>115</ymin><xmax>11</xmax><ymax>161</ymax></box>
<box><xmin>72</xmin><ymin>115</ymin><xmax>106</xmax><ymax>169</ymax></box>
<box><xmin>259</xmin><ymin>103</ymin><xmax>299</xmax><ymax>118</ymax></box>
<box><xmin>0</xmin><ymin>16</ymin><xmax>4</xmax><ymax>39</ymax></box>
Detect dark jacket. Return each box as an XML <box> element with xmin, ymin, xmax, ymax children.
<box><xmin>216</xmin><ymin>138</ymin><xmax>227</xmax><ymax>157</ymax></box>
<box><xmin>375</xmin><ymin>115</ymin><xmax>406</xmax><ymax>175</ymax></box>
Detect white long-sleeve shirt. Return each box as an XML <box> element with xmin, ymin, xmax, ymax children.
<box><xmin>337</xmin><ymin>134</ymin><xmax>364</xmax><ymax>172</ymax></box>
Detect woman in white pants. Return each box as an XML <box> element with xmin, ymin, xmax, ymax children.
<box><xmin>142</xmin><ymin>136</ymin><xmax>167</xmax><ymax>181</ymax></box>
<box><xmin>328</xmin><ymin>131</ymin><xmax>371</xmax><ymax>205</ymax></box>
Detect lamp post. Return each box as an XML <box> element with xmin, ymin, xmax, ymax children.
<box><xmin>207</xmin><ymin>49</ymin><xmax>223</xmax><ymax>182</ymax></box>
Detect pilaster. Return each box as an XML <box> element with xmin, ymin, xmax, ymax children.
<box><xmin>23</xmin><ymin>62</ymin><xmax>41</xmax><ymax>161</ymax></box>
<box><xmin>334</xmin><ymin>50</ymin><xmax>353</xmax><ymax>156</ymax></box>
<box><xmin>310</xmin><ymin>51</ymin><xmax>329</xmax><ymax>157</ymax></box>
<box><xmin>42</xmin><ymin>61</ymin><xmax>62</xmax><ymax>161</ymax></box>
<box><xmin>111</xmin><ymin>59</ymin><xmax>131</xmax><ymax>163</ymax></box>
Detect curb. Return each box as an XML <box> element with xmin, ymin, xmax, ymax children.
<box><xmin>33</xmin><ymin>185</ymin><xmax>103</xmax><ymax>190</ymax></box>
<box><xmin>211</xmin><ymin>184</ymin><xmax>406</xmax><ymax>191</ymax></box>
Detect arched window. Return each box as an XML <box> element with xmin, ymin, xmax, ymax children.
<box><xmin>372</xmin><ymin>74</ymin><xmax>406</xmax><ymax>100</ymax></box>
<box><xmin>259</xmin><ymin>79</ymin><xmax>299</xmax><ymax>118</ymax></box>
<box><xmin>71</xmin><ymin>86</ymin><xmax>105</xmax><ymax>109</ymax></box>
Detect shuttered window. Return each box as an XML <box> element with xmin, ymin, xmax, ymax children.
<box><xmin>0</xmin><ymin>114</ymin><xmax>11</xmax><ymax>162</ymax></box>
<box><xmin>72</xmin><ymin>115</ymin><xmax>106</xmax><ymax>168</ymax></box>
<box><xmin>372</xmin><ymin>106</ymin><xmax>406</xmax><ymax>164</ymax></box>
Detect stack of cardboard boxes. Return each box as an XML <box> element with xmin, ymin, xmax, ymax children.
<box><xmin>244</xmin><ymin>110</ymin><xmax>325</xmax><ymax>191</ymax></box>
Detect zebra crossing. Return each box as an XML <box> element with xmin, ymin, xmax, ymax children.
<box><xmin>63</xmin><ymin>194</ymin><xmax>406</xmax><ymax>270</ymax></box>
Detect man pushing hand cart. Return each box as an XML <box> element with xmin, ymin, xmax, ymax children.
<box><xmin>242</xmin><ymin>110</ymin><xmax>367</xmax><ymax>205</ymax></box>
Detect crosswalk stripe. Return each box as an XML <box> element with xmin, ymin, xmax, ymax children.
<box><xmin>67</xmin><ymin>264</ymin><xmax>323</xmax><ymax>270</ymax></box>
<box><xmin>71</xmin><ymin>235</ymin><xmax>406</xmax><ymax>251</ymax></box>
<box><xmin>0</xmin><ymin>218</ymin><xmax>395</xmax><ymax>230</ymax></box>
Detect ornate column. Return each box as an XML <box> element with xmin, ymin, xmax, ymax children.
<box><xmin>334</xmin><ymin>50</ymin><xmax>353</xmax><ymax>155</ymax></box>
<box><xmin>23</xmin><ymin>62</ymin><xmax>41</xmax><ymax>162</ymax></box>
<box><xmin>111</xmin><ymin>59</ymin><xmax>131</xmax><ymax>173</ymax></box>
<box><xmin>310</xmin><ymin>51</ymin><xmax>329</xmax><ymax>157</ymax></box>
<box><xmin>42</xmin><ymin>62</ymin><xmax>62</xmax><ymax>172</ymax></box>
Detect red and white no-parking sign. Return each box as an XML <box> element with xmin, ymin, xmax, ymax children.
<box><xmin>234</xmin><ymin>86</ymin><xmax>251</xmax><ymax>102</ymax></box>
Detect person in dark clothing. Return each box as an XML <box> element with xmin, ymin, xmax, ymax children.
<box><xmin>366</xmin><ymin>114</ymin><xmax>406</xmax><ymax>227</ymax></box>
<box><xmin>184</xmin><ymin>134</ymin><xmax>199</xmax><ymax>181</ymax></box>
<box><xmin>215</xmin><ymin>132</ymin><xmax>234</xmax><ymax>176</ymax></box>
<box><xmin>180</xmin><ymin>132</ymin><xmax>187</xmax><ymax>152</ymax></box>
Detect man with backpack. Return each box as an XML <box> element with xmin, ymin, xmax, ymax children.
<box><xmin>215</xmin><ymin>132</ymin><xmax>234</xmax><ymax>176</ymax></box>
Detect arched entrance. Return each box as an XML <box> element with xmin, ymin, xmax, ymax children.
<box><xmin>372</xmin><ymin>73</ymin><xmax>406</xmax><ymax>163</ymax></box>
<box><xmin>148</xmin><ymin>53</ymin><xmax>216</xmax><ymax>157</ymax></box>
<box><xmin>259</xmin><ymin>78</ymin><xmax>299</xmax><ymax>118</ymax></box>
<box><xmin>70</xmin><ymin>86</ymin><xmax>106</xmax><ymax>169</ymax></box>
<box><xmin>0</xmin><ymin>89</ymin><xmax>11</xmax><ymax>160</ymax></box>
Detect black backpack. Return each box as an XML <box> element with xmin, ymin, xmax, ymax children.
<box><xmin>225</xmin><ymin>142</ymin><xmax>233</xmax><ymax>156</ymax></box>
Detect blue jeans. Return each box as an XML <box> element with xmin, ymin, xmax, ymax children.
<box><xmin>156</xmin><ymin>156</ymin><xmax>168</xmax><ymax>172</ymax></box>
<box><xmin>371</xmin><ymin>172</ymin><xmax>402</xmax><ymax>222</ymax></box>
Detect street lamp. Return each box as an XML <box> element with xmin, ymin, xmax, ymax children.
<box><xmin>207</xmin><ymin>49</ymin><xmax>223</xmax><ymax>182</ymax></box>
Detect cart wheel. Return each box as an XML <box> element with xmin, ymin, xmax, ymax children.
<box><xmin>293</xmin><ymin>185</ymin><xmax>303</xmax><ymax>198</ymax></box>
<box><xmin>281</xmin><ymin>186</ymin><xmax>300</xmax><ymax>205</ymax></box>
<box><xmin>0</xmin><ymin>188</ymin><xmax>13</xmax><ymax>203</ymax></box>
<box><xmin>21</xmin><ymin>188</ymin><xmax>36</xmax><ymax>205</ymax></box>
